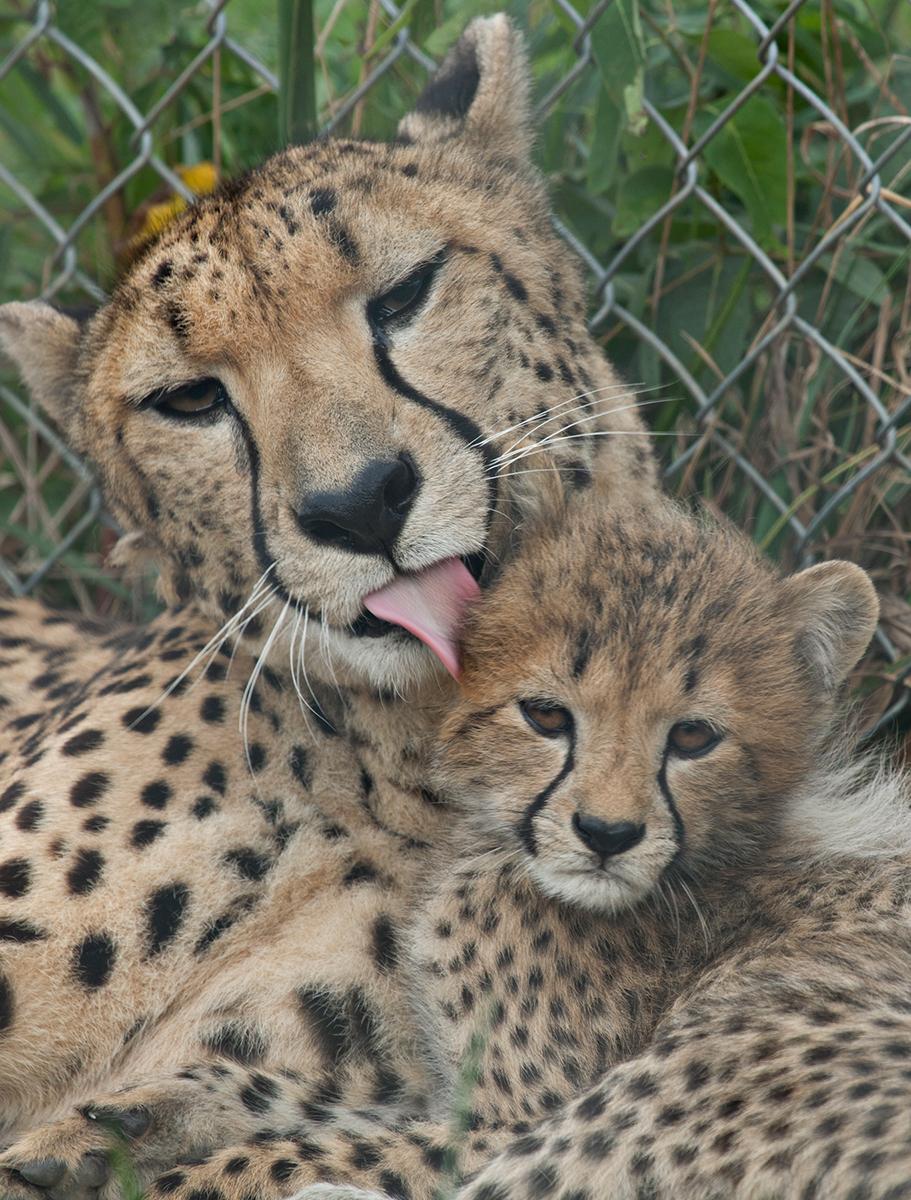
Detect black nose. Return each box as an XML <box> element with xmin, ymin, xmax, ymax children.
<box><xmin>296</xmin><ymin>455</ymin><xmax>421</xmax><ymax>555</ymax></box>
<box><xmin>572</xmin><ymin>813</ymin><xmax>645</xmax><ymax>859</ymax></box>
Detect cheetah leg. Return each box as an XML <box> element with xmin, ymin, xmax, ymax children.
<box><xmin>1</xmin><ymin>1055</ymin><xmax>495</xmax><ymax>1200</ymax></box>
<box><xmin>0</xmin><ymin>1063</ymin><xmax>325</xmax><ymax>1200</ymax></box>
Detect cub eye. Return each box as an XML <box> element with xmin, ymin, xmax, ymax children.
<box><xmin>519</xmin><ymin>699</ymin><xmax>573</xmax><ymax>738</ymax></box>
<box><xmin>667</xmin><ymin>720</ymin><xmax>722</xmax><ymax>758</ymax></box>
<box><xmin>371</xmin><ymin>255</ymin><xmax>444</xmax><ymax>325</ymax></box>
<box><xmin>147</xmin><ymin>378</ymin><xmax>227</xmax><ymax>420</ymax></box>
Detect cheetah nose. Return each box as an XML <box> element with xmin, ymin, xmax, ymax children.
<box><xmin>572</xmin><ymin>813</ymin><xmax>645</xmax><ymax>859</ymax></box>
<box><xmin>295</xmin><ymin>454</ymin><xmax>421</xmax><ymax>556</ymax></box>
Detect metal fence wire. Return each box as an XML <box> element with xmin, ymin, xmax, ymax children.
<box><xmin>0</xmin><ymin>0</ymin><xmax>909</xmax><ymax>729</ymax></box>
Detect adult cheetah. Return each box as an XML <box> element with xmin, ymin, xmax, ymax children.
<box><xmin>7</xmin><ymin>492</ymin><xmax>911</xmax><ymax>1200</ymax></box>
<box><xmin>0</xmin><ymin>11</ymin><xmax>656</xmax><ymax>1146</ymax></box>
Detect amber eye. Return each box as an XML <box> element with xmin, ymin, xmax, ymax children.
<box><xmin>519</xmin><ymin>699</ymin><xmax>573</xmax><ymax>738</ymax></box>
<box><xmin>370</xmin><ymin>254</ymin><xmax>445</xmax><ymax>325</ymax></box>
<box><xmin>667</xmin><ymin>720</ymin><xmax>722</xmax><ymax>758</ymax></box>
<box><xmin>146</xmin><ymin>378</ymin><xmax>228</xmax><ymax>421</ymax></box>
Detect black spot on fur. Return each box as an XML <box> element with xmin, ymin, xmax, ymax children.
<box><xmin>163</xmin><ymin>734</ymin><xmax>193</xmax><ymax>765</ymax></box>
<box><xmin>152</xmin><ymin>260</ymin><xmax>174</xmax><ymax>288</ymax></box>
<box><xmin>240</xmin><ymin>1071</ymin><xmax>278</xmax><ymax>1114</ymax></box>
<box><xmin>371</xmin><ymin>914</ymin><xmax>399</xmax><ymax>972</ymax></box>
<box><xmin>141</xmin><ymin>780</ymin><xmax>172</xmax><ymax>809</ymax></box>
<box><xmin>504</xmin><ymin>273</ymin><xmax>528</xmax><ymax>303</ymax></box>
<box><xmin>0</xmin><ymin>918</ymin><xmax>46</xmax><ymax>942</ymax></box>
<box><xmin>146</xmin><ymin>883</ymin><xmax>190</xmax><ymax>955</ymax></box>
<box><xmin>204</xmin><ymin>1022</ymin><xmax>267</xmax><ymax>1065</ymax></box>
<box><xmin>289</xmin><ymin>745</ymin><xmax>312</xmax><ymax>790</ymax></box>
<box><xmin>201</xmin><ymin>696</ymin><xmax>225</xmax><ymax>723</ymax></box>
<box><xmin>67</xmin><ymin>848</ymin><xmax>104</xmax><ymax>895</ymax></box>
<box><xmin>310</xmin><ymin>188</ymin><xmax>336</xmax><ymax>216</ymax></box>
<box><xmin>0</xmin><ymin>974</ymin><xmax>12</xmax><ymax>1033</ymax></box>
<box><xmin>165</xmin><ymin>300</ymin><xmax>191</xmax><ymax>339</ymax></box>
<box><xmin>223</xmin><ymin>848</ymin><xmax>270</xmax><ymax>882</ymax></box>
<box><xmin>327</xmin><ymin>219</ymin><xmax>359</xmax><ymax>264</ymax></box>
<box><xmin>203</xmin><ymin>761</ymin><xmax>227</xmax><ymax>794</ymax></box>
<box><xmin>62</xmin><ymin>729</ymin><xmax>104</xmax><ymax>756</ymax></box>
<box><xmin>15</xmin><ymin>799</ymin><xmax>44</xmax><ymax>831</ymax></box>
<box><xmin>0</xmin><ymin>781</ymin><xmax>25</xmax><ymax>811</ymax></box>
<box><xmin>296</xmin><ymin>987</ymin><xmax>358</xmax><ymax>1067</ymax></box>
<box><xmin>73</xmin><ymin>931</ymin><xmax>117</xmax><ymax>988</ymax></box>
<box><xmin>155</xmin><ymin>1171</ymin><xmax>186</xmax><ymax>1194</ymax></box>
<box><xmin>571</xmin><ymin>629</ymin><xmax>593</xmax><ymax>678</ymax></box>
<box><xmin>534</xmin><ymin>361</ymin><xmax>554</xmax><ymax>382</ymax></box>
<box><xmin>344</xmin><ymin>861</ymin><xmax>377</xmax><ymax>886</ymax></box>
<box><xmin>192</xmin><ymin>796</ymin><xmax>217</xmax><ymax>819</ymax></box>
<box><xmin>123</xmin><ymin>707</ymin><xmax>161</xmax><ymax>734</ymax></box>
<box><xmin>132</xmin><ymin>819</ymin><xmax>167</xmax><ymax>848</ymax></box>
<box><xmin>70</xmin><ymin>771</ymin><xmax>110</xmax><ymax>807</ymax></box>
<box><xmin>0</xmin><ymin>858</ymin><xmax>31</xmax><ymax>898</ymax></box>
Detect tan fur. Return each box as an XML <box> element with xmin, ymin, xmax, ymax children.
<box><xmin>5</xmin><ymin>494</ymin><xmax>908</xmax><ymax>1200</ymax></box>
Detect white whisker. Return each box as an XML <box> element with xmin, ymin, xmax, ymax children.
<box><xmin>491</xmin><ymin>397</ymin><xmax>672</xmax><ymax>469</ymax></box>
<box><xmin>127</xmin><ymin>564</ymin><xmax>276</xmax><ymax>728</ymax></box>
<box><xmin>240</xmin><ymin>599</ymin><xmax>289</xmax><ymax>777</ymax></box>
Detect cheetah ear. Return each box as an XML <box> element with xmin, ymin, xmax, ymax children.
<box><xmin>397</xmin><ymin>14</ymin><xmax>533</xmax><ymax>161</ymax></box>
<box><xmin>781</xmin><ymin>561</ymin><xmax>879</xmax><ymax>692</ymax></box>
<box><xmin>0</xmin><ymin>301</ymin><xmax>83</xmax><ymax>435</ymax></box>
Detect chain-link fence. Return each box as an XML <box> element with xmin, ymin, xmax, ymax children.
<box><xmin>1</xmin><ymin>0</ymin><xmax>909</xmax><ymax>731</ymax></box>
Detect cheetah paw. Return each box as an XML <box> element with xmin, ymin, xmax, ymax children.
<box><xmin>0</xmin><ymin>1105</ymin><xmax>151</xmax><ymax>1200</ymax></box>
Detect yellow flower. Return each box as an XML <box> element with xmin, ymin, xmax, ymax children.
<box><xmin>134</xmin><ymin>162</ymin><xmax>219</xmax><ymax>246</ymax></box>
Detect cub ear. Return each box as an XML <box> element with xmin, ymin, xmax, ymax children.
<box><xmin>398</xmin><ymin>14</ymin><xmax>533</xmax><ymax>161</ymax></box>
<box><xmin>781</xmin><ymin>560</ymin><xmax>879</xmax><ymax>692</ymax></box>
<box><xmin>0</xmin><ymin>301</ymin><xmax>82</xmax><ymax>434</ymax></box>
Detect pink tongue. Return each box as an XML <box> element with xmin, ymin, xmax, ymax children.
<box><xmin>364</xmin><ymin>557</ymin><xmax>480</xmax><ymax>679</ymax></box>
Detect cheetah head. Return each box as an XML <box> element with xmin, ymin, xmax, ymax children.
<box><xmin>0</xmin><ymin>15</ymin><xmax>653</xmax><ymax>692</ymax></box>
<box><xmin>437</xmin><ymin>495</ymin><xmax>879</xmax><ymax>913</ymax></box>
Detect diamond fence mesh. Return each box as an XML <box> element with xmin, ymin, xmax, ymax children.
<box><xmin>0</xmin><ymin>0</ymin><xmax>909</xmax><ymax>731</ymax></box>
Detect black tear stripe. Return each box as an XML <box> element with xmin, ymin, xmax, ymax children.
<box><xmin>657</xmin><ymin>754</ymin><xmax>685</xmax><ymax>855</ymax></box>
<box><xmin>516</xmin><ymin>730</ymin><xmax>576</xmax><ymax>858</ymax></box>
<box><xmin>371</xmin><ymin>338</ymin><xmax>499</xmax><ymax>538</ymax></box>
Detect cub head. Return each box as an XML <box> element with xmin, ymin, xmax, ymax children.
<box><xmin>437</xmin><ymin>497</ymin><xmax>879</xmax><ymax>913</ymax></box>
<box><xmin>0</xmin><ymin>14</ymin><xmax>654</xmax><ymax>691</ymax></box>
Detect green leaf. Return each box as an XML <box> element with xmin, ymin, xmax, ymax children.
<box><xmin>701</xmin><ymin>94</ymin><xmax>787</xmax><ymax>248</ymax></box>
<box><xmin>706</xmin><ymin>30</ymin><xmax>763</xmax><ymax>82</ymax></box>
<box><xmin>588</xmin><ymin>85</ymin><xmax>623</xmax><ymax>193</ymax></box>
<box><xmin>612</xmin><ymin>165</ymin><xmax>674</xmax><ymax>236</ymax></box>
<box><xmin>278</xmin><ymin>0</ymin><xmax>317</xmax><ymax>146</ymax></box>
<box><xmin>816</xmin><ymin>252</ymin><xmax>889</xmax><ymax>306</ymax></box>
<box><xmin>591</xmin><ymin>0</ymin><xmax>646</xmax><ymax>131</ymax></box>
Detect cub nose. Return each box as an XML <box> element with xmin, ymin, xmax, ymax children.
<box><xmin>572</xmin><ymin>813</ymin><xmax>645</xmax><ymax>859</ymax></box>
<box><xmin>296</xmin><ymin>454</ymin><xmax>420</xmax><ymax>555</ymax></box>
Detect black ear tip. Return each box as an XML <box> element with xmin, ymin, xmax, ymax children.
<box><xmin>414</xmin><ymin>35</ymin><xmax>481</xmax><ymax>120</ymax></box>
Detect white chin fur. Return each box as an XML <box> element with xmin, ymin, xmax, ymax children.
<box><xmin>526</xmin><ymin>859</ymin><xmax>657</xmax><ymax>914</ymax></box>
<box><xmin>320</xmin><ymin>624</ymin><xmax>445</xmax><ymax>692</ymax></box>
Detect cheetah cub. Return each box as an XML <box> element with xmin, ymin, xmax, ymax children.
<box><xmin>10</xmin><ymin>492</ymin><xmax>911</xmax><ymax>1200</ymax></box>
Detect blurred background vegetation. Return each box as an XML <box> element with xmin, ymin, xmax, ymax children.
<box><xmin>0</xmin><ymin>0</ymin><xmax>909</xmax><ymax>734</ymax></box>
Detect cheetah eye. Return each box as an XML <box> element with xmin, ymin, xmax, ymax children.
<box><xmin>519</xmin><ymin>699</ymin><xmax>573</xmax><ymax>738</ymax></box>
<box><xmin>370</xmin><ymin>254</ymin><xmax>445</xmax><ymax>326</ymax></box>
<box><xmin>667</xmin><ymin>720</ymin><xmax>722</xmax><ymax>758</ymax></box>
<box><xmin>144</xmin><ymin>378</ymin><xmax>228</xmax><ymax>421</ymax></box>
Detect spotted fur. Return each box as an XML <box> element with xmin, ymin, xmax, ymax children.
<box><xmin>6</xmin><ymin>496</ymin><xmax>910</xmax><ymax>1200</ymax></box>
